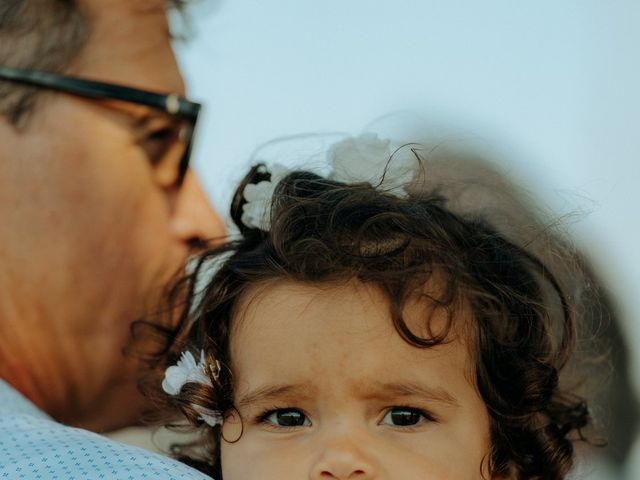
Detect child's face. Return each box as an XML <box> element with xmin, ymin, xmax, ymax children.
<box><xmin>221</xmin><ymin>280</ymin><xmax>492</xmax><ymax>480</ymax></box>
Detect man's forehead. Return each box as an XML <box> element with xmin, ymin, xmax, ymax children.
<box><xmin>71</xmin><ymin>0</ymin><xmax>185</xmax><ymax>94</ymax></box>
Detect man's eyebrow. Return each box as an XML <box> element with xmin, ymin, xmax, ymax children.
<box><xmin>364</xmin><ymin>381</ymin><xmax>459</xmax><ymax>407</ymax></box>
<box><xmin>135</xmin><ymin>110</ymin><xmax>172</xmax><ymax>126</ymax></box>
<box><xmin>238</xmin><ymin>384</ymin><xmax>312</xmax><ymax>408</ymax></box>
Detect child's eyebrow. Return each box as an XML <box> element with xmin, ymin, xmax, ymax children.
<box><xmin>363</xmin><ymin>381</ymin><xmax>460</xmax><ymax>407</ymax></box>
<box><xmin>237</xmin><ymin>381</ymin><xmax>459</xmax><ymax>408</ymax></box>
<box><xmin>237</xmin><ymin>383</ymin><xmax>313</xmax><ymax>408</ymax></box>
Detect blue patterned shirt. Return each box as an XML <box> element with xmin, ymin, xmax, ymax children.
<box><xmin>0</xmin><ymin>379</ymin><xmax>212</xmax><ymax>479</ymax></box>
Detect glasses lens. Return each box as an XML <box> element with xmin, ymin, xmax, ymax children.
<box><xmin>149</xmin><ymin>118</ymin><xmax>192</xmax><ymax>188</ymax></box>
<box><xmin>177</xmin><ymin>121</ymin><xmax>194</xmax><ymax>185</ymax></box>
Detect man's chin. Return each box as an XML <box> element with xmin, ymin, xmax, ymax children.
<box><xmin>67</xmin><ymin>376</ymin><xmax>150</xmax><ymax>433</ymax></box>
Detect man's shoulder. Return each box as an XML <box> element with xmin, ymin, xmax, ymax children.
<box><xmin>0</xmin><ymin>381</ymin><xmax>211</xmax><ymax>479</ymax></box>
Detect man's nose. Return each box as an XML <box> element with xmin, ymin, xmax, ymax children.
<box><xmin>170</xmin><ymin>170</ymin><xmax>225</xmax><ymax>245</ymax></box>
<box><xmin>309</xmin><ymin>430</ymin><xmax>376</xmax><ymax>479</ymax></box>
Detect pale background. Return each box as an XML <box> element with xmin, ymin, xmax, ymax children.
<box><xmin>113</xmin><ymin>1</ymin><xmax>640</xmax><ymax>478</ymax></box>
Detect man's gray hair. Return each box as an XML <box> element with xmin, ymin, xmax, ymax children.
<box><xmin>0</xmin><ymin>0</ymin><xmax>186</xmax><ymax>125</ymax></box>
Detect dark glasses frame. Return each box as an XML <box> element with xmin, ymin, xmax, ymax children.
<box><xmin>0</xmin><ymin>66</ymin><xmax>202</xmax><ymax>186</ymax></box>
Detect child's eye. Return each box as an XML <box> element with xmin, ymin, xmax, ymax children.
<box><xmin>261</xmin><ymin>408</ymin><xmax>311</xmax><ymax>428</ymax></box>
<box><xmin>380</xmin><ymin>407</ymin><xmax>432</xmax><ymax>427</ymax></box>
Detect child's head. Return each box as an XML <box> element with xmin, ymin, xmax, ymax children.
<box><xmin>223</xmin><ymin>279</ymin><xmax>491</xmax><ymax>480</ymax></box>
<box><xmin>159</xmin><ymin>137</ymin><xmax>590</xmax><ymax>479</ymax></box>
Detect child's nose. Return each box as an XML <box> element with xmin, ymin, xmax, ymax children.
<box><xmin>309</xmin><ymin>431</ymin><xmax>376</xmax><ymax>479</ymax></box>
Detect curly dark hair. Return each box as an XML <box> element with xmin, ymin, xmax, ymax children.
<box><xmin>145</xmin><ymin>151</ymin><xmax>595</xmax><ymax>479</ymax></box>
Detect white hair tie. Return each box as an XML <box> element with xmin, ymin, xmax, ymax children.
<box><xmin>162</xmin><ymin>350</ymin><xmax>224</xmax><ymax>427</ymax></box>
<box><xmin>241</xmin><ymin>133</ymin><xmax>420</xmax><ymax>231</ymax></box>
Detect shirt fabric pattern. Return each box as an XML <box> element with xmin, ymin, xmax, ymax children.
<box><xmin>0</xmin><ymin>379</ymin><xmax>212</xmax><ymax>480</ymax></box>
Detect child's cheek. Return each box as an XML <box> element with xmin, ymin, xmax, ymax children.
<box><xmin>220</xmin><ymin>434</ymin><xmax>309</xmax><ymax>480</ymax></box>
<box><xmin>220</xmin><ymin>427</ymin><xmax>490</xmax><ymax>480</ymax></box>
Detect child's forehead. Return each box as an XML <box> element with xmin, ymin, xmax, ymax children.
<box><xmin>229</xmin><ymin>279</ymin><xmax>475</xmax><ymax>385</ymax></box>
<box><xmin>233</xmin><ymin>277</ymin><xmax>470</xmax><ymax>338</ymax></box>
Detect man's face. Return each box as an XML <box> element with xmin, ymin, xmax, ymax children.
<box><xmin>222</xmin><ymin>281</ymin><xmax>492</xmax><ymax>480</ymax></box>
<box><xmin>0</xmin><ymin>0</ymin><xmax>224</xmax><ymax>429</ymax></box>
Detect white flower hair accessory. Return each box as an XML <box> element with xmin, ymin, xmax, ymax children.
<box><xmin>162</xmin><ymin>350</ymin><xmax>224</xmax><ymax>427</ymax></box>
<box><xmin>240</xmin><ymin>133</ymin><xmax>420</xmax><ymax>231</ymax></box>
<box><xmin>327</xmin><ymin>133</ymin><xmax>417</xmax><ymax>197</ymax></box>
<box><xmin>240</xmin><ymin>163</ymin><xmax>290</xmax><ymax>231</ymax></box>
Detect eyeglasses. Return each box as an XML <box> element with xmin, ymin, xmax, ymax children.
<box><xmin>0</xmin><ymin>66</ymin><xmax>202</xmax><ymax>187</ymax></box>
